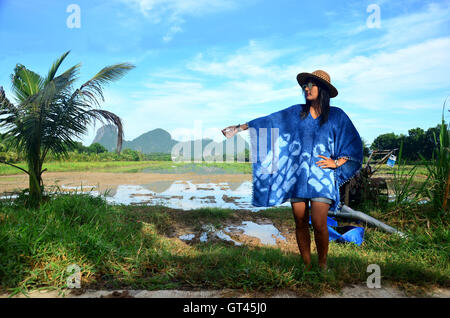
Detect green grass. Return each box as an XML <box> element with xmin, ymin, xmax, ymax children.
<box><xmin>0</xmin><ymin>192</ymin><xmax>448</xmax><ymax>297</ymax></box>
<box><xmin>375</xmin><ymin>164</ymin><xmax>429</xmax><ymax>177</ymax></box>
<box><xmin>0</xmin><ymin>160</ymin><xmax>252</xmax><ymax>176</ymax></box>
<box><xmin>1</xmin><ymin>159</ymin><xmax>430</xmax><ymax>178</ymax></box>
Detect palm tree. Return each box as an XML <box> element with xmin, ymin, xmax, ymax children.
<box><xmin>0</xmin><ymin>50</ymin><xmax>135</xmax><ymax>209</ymax></box>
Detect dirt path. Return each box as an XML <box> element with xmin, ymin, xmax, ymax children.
<box><xmin>2</xmin><ymin>284</ymin><xmax>449</xmax><ymax>298</ymax></box>
<box><xmin>0</xmin><ymin>171</ymin><xmax>251</xmax><ymax>194</ymax></box>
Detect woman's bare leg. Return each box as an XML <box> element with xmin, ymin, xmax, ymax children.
<box><xmin>310</xmin><ymin>201</ymin><xmax>330</xmax><ymax>270</ymax></box>
<box><xmin>291</xmin><ymin>201</ymin><xmax>311</xmax><ymax>270</ymax></box>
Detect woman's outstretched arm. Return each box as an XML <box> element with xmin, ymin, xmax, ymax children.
<box><xmin>221</xmin><ymin>122</ymin><xmax>248</xmax><ymax>138</ymax></box>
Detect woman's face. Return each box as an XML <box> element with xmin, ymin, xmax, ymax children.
<box><xmin>303</xmin><ymin>80</ymin><xmax>319</xmax><ymax>101</ymax></box>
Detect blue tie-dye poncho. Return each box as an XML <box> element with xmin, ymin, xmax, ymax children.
<box><xmin>247</xmin><ymin>103</ymin><xmax>363</xmax><ymax>212</ymax></box>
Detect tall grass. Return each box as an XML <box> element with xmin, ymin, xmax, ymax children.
<box><xmin>419</xmin><ymin>98</ymin><xmax>450</xmax><ymax>216</ymax></box>
<box><xmin>390</xmin><ymin>140</ymin><xmax>421</xmax><ymax>205</ymax></box>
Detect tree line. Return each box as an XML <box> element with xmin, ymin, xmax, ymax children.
<box><xmin>1</xmin><ymin>124</ymin><xmax>444</xmax><ymax>164</ymax></box>
<box><xmin>369</xmin><ymin>124</ymin><xmax>445</xmax><ymax>162</ymax></box>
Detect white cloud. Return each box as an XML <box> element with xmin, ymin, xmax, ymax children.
<box><xmin>80</xmin><ymin>2</ymin><xmax>450</xmax><ymax>146</ymax></box>
<box><xmin>328</xmin><ymin>37</ymin><xmax>450</xmax><ymax>111</ymax></box>
<box><xmin>119</xmin><ymin>28</ymin><xmax>449</xmax><ymax>143</ymax></box>
<box><xmin>186</xmin><ymin>40</ymin><xmax>298</xmax><ymax>81</ymax></box>
<box><xmin>370</xmin><ymin>2</ymin><xmax>450</xmax><ymax>50</ymax></box>
<box><xmin>123</xmin><ymin>0</ymin><xmax>238</xmax><ymax>17</ymax></box>
<box><xmin>162</xmin><ymin>25</ymin><xmax>183</xmax><ymax>43</ymax></box>
<box><xmin>120</xmin><ymin>0</ymin><xmax>240</xmax><ymax>42</ymax></box>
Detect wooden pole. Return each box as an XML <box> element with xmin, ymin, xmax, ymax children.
<box><xmin>345</xmin><ymin>183</ymin><xmax>350</xmax><ymax>206</ymax></box>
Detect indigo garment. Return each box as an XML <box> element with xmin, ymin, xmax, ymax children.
<box><xmin>247</xmin><ymin>103</ymin><xmax>363</xmax><ymax>212</ymax></box>
<box><xmin>309</xmin><ymin>216</ymin><xmax>364</xmax><ymax>245</ymax></box>
<box><xmin>327</xmin><ymin>225</ymin><xmax>365</xmax><ymax>246</ymax></box>
<box><xmin>290</xmin><ymin>197</ymin><xmax>333</xmax><ymax>205</ymax></box>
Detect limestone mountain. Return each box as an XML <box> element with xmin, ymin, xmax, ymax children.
<box><xmin>91</xmin><ymin>124</ymin><xmax>249</xmax><ymax>157</ymax></box>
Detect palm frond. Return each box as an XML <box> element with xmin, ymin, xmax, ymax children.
<box><xmin>86</xmin><ymin>108</ymin><xmax>124</xmax><ymax>153</ymax></box>
<box><xmin>40</xmin><ymin>97</ymin><xmax>89</xmax><ymax>162</ymax></box>
<box><xmin>10</xmin><ymin>64</ymin><xmax>44</xmax><ymax>103</ymax></box>
<box><xmin>37</xmin><ymin>63</ymin><xmax>81</xmax><ymax>119</ymax></box>
<box><xmin>44</xmin><ymin>50</ymin><xmax>71</xmax><ymax>86</ymax></box>
<box><xmin>52</xmin><ymin>63</ymin><xmax>80</xmax><ymax>93</ymax></box>
<box><xmin>0</xmin><ymin>86</ymin><xmax>24</xmax><ymax>151</ymax></box>
<box><xmin>73</xmin><ymin>63</ymin><xmax>135</xmax><ymax>107</ymax></box>
<box><xmin>0</xmin><ymin>86</ymin><xmax>18</xmax><ymax>116</ymax></box>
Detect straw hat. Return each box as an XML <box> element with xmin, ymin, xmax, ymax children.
<box><xmin>297</xmin><ymin>70</ymin><xmax>338</xmax><ymax>98</ymax></box>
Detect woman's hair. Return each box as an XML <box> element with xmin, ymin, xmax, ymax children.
<box><xmin>300</xmin><ymin>78</ymin><xmax>330</xmax><ymax>127</ymax></box>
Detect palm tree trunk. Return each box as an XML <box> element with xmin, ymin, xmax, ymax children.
<box><xmin>28</xmin><ymin>170</ymin><xmax>42</xmax><ymax>209</ymax></box>
<box><xmin>27</xmin><ymin>148</ymin><xmax>42</xmax><ymax>209</ymax></box>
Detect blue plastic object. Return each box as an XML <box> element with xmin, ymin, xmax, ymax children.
<box><xmin>309</xmin><ymin>216</ymin><xmax>364</xmax><ymax>246</ymax></box>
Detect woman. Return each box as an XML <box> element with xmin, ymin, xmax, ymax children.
<box><xmin>221</xmin><ymin>70</ymin><xmax>363</xmax><ymax>271</ymax></box>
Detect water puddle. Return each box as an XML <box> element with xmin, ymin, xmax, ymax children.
<box><xmin>0</xmin><ymin>179</ymin><xmax>292</xmax><ymax>211</ymax></box>
<box><xmin>179</xmin><ymin>221</ymin><xmax>286</xmax><ymax>246</ymax></box>
<box><xmin>60</xmin><ymin>185</ymin><xmax>99</xmax><ymax>191</ymax></box>
<box><xmin>225</xmin><ymin>221</ymin><xmax>287</xmax><ymax>246</ymax></box>
<box><xmin>179</xmin><ymin>234</ymin><xmax>195</xmax><ymax>241</ymax></box>
<box><xmin>179</xmin><ymin>224</ymin><xmax>242</xmax><ymax>245</ymax></box>
<box><xmin>94</xmin><ymin>180</ymin><xmax>291</xmax><ymax>211</ymax></box>
<box><xmin>388</xmin><ymin>195</ymin><xmax>429</xmax><ymax>204</ymax></box>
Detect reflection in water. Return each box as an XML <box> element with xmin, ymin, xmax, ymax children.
<box><xmin>225</xmin><ymin>221</ymin><xmax>286</xmax><ymax>245</ymax></box>
<box><xmin>60</xmin><ymin>185</ymin><xmax>98</xmax><ymax>190</ymax></box>
<box><xmin>179</xmin><ymin>221</ymin><xmax>286</xmax><ymax>246</ymax></box>
<box><xmin>179</xmin><ymin>234</ymin><xmax>195</xmax><ymax>241</ymax></box>
<box><xmin>193</xmin><ymin>224</ymin><xmax>243</xmax><ymax>246</ymax></box>
<box><xmin>0</xmin><ymin>180</ymin><xmax>292</xmax><ymax>211</ymax></box>
<box><xmin>99</xmin><ymin>180</ymin><xmax>291</xmax><ymax>211</ymax></box>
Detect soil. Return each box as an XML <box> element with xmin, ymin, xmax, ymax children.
<box><xmin>1</xmin><ymin>284</ymin><xmax>449</xmax><ymax>298</ymax></box>
<box><xmin>0</xmin><ymin>171</ymin><xmax>251</xmax><ymax>195</ymax></box>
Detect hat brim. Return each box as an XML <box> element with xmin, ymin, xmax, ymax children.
<box><xmin>297</xmin><ymin>72</ymin><xmax>338</xmax><ymax>98</ymax></box>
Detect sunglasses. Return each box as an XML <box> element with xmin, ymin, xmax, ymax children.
<box><xmin>301</xmin><ymin>81</ymin><xmax>317</xmax><ymax>91</ymax></box>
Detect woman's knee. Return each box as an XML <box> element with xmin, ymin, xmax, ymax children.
<box><xmin>291</xmin><ymin>203</ymin><xmax>309</xmax><ymax>228</ymax></box>
<box><xmin>311</xmin><ymin>218</ymin><xmax>327</xmax><ymax>233</ymax></box>
<box><xmin>294</xmin><ymin>217</ymin><xmax>310</xmax><ymax>230</ymax></box>
<box><xmin>310</xmin><ymin>202</ymin><xmax>330</xmax><ymax>231</ymax></box>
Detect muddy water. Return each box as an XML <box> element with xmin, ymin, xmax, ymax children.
<box><xmin>0</xmin><ymin>171</ymin><xmax>292</xmax><ymax>211</ymax></box>
<box><xmin>108</xmin><ymin>181</ymin><xmax>259</xmax><ymax>209</ymax></box>
<box><xmin>107</xmin><ymin>180</ymin><xmax>294</xmax><ymax>211</ymax></box>
<box><xmin>179</xmin><ymin>221</ymin><xmax>288</xmax><ymax>247</ymax></box>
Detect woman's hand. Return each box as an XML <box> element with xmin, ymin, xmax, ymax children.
<box><xmin>316</xmin><ymin>155</ymin><xmax>337</xmax><ymax>169</ymax></box>
<box><xmin>221</xmin><ymin>125</ymin><xmax>240</xmax><ymax>139</ymax></box>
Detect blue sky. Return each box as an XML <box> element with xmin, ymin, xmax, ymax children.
<box><xmin>0</xmin><ymin>0</ymin><xmax>449</xmax><ymax>147</ymax></box>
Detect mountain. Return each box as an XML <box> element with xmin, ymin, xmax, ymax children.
<box><xmin>91</xmin><ymin>124</ymin><xmax>122</xmax><ymax>152</ymax></box>
<box><xmin>91</xmin><ymin>125</ymin><xmax>249</xmax><ymax>158</ymax></box>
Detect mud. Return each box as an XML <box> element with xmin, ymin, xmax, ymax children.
<box><xmin>0</xmin><ymin>171</ymin><xmax>266</xmax><ymax>210</ymax></box>
<box><xmin>0</xmin><ymin>171</ymin><xmax>251</xmax><ymax>194</ymax></box>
